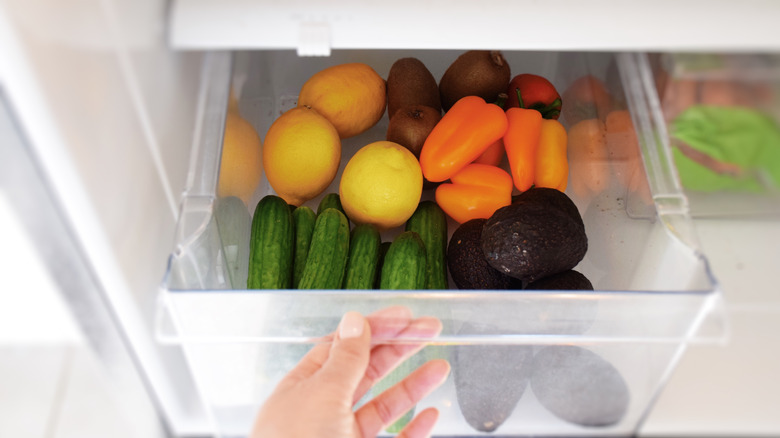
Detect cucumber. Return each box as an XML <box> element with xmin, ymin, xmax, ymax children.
<box><xmin>405</xmin><ymin>201</ymin><xmax>448</xmax><ymax>289</ymax></box>
<box><xmin>248</xmin><ymin>195</ymin><xmax>294</xmax><ymax>289</ymax></box>
<box><xmin>291</xmin><ymin>206</ymin><xmax>317</xmax><ymax>288</ymax></box>
<box><xmin>317</xmin><ymin>193</ymin><xmax>347</xmax><ymax>218</ymax></box>
<box><xmin>376</xmin><ymin>232</ymin><xmax>427</xmax><ymax>431</ymax></box>
<box><xmin>343</xmin><ymin>223</ymin><xmax>381</xmax><ymax>289</ymax></box>
<box><xmin>298</xmin><ymin>208</ymin><xmax>350</xmax><ymax>289</ymax></box>
<box><xmin>379</xmin><ymin>231</ymin><xmax>427</xmax><ymax>290</ymax></box>
<box><xmin>374</xmin><ymin>241</ymin><xmax>392</xmax><ymax>289</ymax></box>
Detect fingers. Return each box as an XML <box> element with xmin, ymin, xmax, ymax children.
<box><xmin>352</xmin><ymin>316</ymin><xmax>443</xmax><ymax>404</ymax></box>
<box><xmin>366</xmin><ymin>306</ymin><xmax>414</xmax><ymax>338</ymax></box>
<box><xmin>281</xmin><ymin>306</ymin><xmax>413</xmax><ymax>384</ymax></box>
<box><xmin>397</xmin><ymin>408</ymin><xmax>440</xmax><ymax>438</ymax></box>
<box><xmin>355</xmin><ymin>359</ymin><xmax>451</xmax><ymax>438</ymax></box>
<box><xmin>315</xmin><ymin>312</ymin><xmax>372</xmax><ymax>398</ymax></box>
<box><xmin>276</xmin><ymin>306</ymin><xmax>443</xmax><ymax>402</ymax></box>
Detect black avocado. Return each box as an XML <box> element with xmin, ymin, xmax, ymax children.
<box><xmin>481</xmin><ymin>188</ymin><xmax>587</xmax><ymax>283</ymax></box>
<box><xmin>447</xmin><ymin>219</ymin><xmax>521</xmax><ymax>290</ymax></box>
<box><xmin>526</xmin><ymin>269</ymin><xmax>594</xmax><ymax>291</ymax></box>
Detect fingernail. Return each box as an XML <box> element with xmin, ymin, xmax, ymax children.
<box><xmin>339</xmin><ymin>312</ymin><xmax>364</xmax><ymax>339</ymax></box>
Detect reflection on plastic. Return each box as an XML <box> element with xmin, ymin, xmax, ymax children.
<box><xmin>454</xmin><ymin>321</ymin><xmax>533</xmax><ymax>432</ymax></box>
<box><xmin>531</xmin><ymin>345</ymin><xmax>629</xmax><ymax>427</ymax></box>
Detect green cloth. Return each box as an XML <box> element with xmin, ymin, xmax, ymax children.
<box><xmin>671</xmin><ymin>105</ymin><xmax>780</xmax><ymax>192</ymax></box>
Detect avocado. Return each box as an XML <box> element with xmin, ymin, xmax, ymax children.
<box><xmin>447</xmin><ymin>219</ymin><xmax>521</xmax><ymax>290</ymax></box>
<box><xmin>481</xmin><ymin>188</ymin><xmax>587</xmax><ymax>283</ymax></box>
<box><xmin>386</xmin><ymin>57</ymin><xmax>441</xmax><ymax>118</ymax></box>
<box><xmin>454</xmin><ymin>326</ymin><xmax>533</xmax><ymax>433</ymax></box>
<box><xmin>525</xmin><ymin>270</ymin><xmax>598</xmax><ymax>335</ymax></box>
<box><xmin>531</xmin><ymin>346</ymin><xmax>629</xmax><ymax>427</ymax></box>
<box><xmin>526</xmin><ymin>269</ymin><xmax>593</xmax><ymax>291</ymax></box>
<box><xmin>439</xmin><ymin>50</ymin><xmax>511</xmax><ymax>112</ymax></box>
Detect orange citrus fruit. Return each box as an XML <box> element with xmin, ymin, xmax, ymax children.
<box><xmin>339</xmin><ymin>141</ymin><xmax>423</xmax><ymax>230</ymax></box>
<box><xmin>218</xmin><ymin>112</ymin><xmax>263</xmax><ymax>205</ymax></box>
<box><xmin>263</xmin><ymin>106</ymin><xmax>341</xmax><ymax>206</ymax></box>
<box><xmin>298</xmin><ymin>63</ymin><xmax>387</xmax><ymax>139</ymax></box>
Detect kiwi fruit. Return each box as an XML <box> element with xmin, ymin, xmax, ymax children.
<box><xmin>387</xmin><ymin>58</ymin><xmax>441</xmax><ymax>118</ymax></box>
<box><xmin>439</xmin><ymin>50</ymin><xmax>511</xmax><ymax>112</ymax></box>
<box><xmin>386</xmin><ymin>105</ymin><xmax>442</xmax><ymax>158</ymax></box>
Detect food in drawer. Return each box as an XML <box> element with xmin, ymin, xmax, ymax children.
<box><xmin>158</xmin><ymin>50</ymin><xmax>723</xmax><ymax>437</ymax></box>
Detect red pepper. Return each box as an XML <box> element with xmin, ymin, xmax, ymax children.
<box><xmin>506</xmin><ymin>74</ymin><xmax>562</xmax><ymax>120</ymax></box>
<box><xmin>420</xmin><ymin>96</ymin><xmax>508</xmax><ymax>182</ymax></box>
<box><xmin>435</xmin><ymin>163</ymin><xmax>513</xmax><ymax>223</ymax></box>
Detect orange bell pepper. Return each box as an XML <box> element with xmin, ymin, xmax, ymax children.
<box><xmin>535</xmin><ymin>119</ymin><xmax>569</xmax><ymax>191</ymax></box>
<box><xmin>504</xmin><ymin>107</ymin><xmax>543</xmax><ymax>191</ymax></box>
<box><xmin>434</xmin><ymin>163</ymin><xmax>513</xmax><ymax>223</ymax></box>
<box><xmin>473</xmin><ymin>138</ymin><xmax>505</xmax><ymax>166</ymax></box>
<box><xmin>420</xmin><ymin>96</ymin><xmax>508</xmax><ymax>182</ymax></box>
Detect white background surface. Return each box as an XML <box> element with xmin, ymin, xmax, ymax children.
<box><xmin>640</xmin><ymin>218</ymin><xmax>780</xmax><ymax>436</ymax></box>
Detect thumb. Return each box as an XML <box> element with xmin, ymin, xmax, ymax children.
<box><xmin>317</xmin><ymin>311</ymin><xmax>372</xmax><ymax>398</ymax></box>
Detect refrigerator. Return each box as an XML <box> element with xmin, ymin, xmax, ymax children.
<box><xmin>2</xmin><ymin>0</ymin><xmax>779</xmax><ymax>436</ymax></box>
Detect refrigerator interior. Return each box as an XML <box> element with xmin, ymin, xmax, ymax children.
<box><xmin>156</xmin><ymin>49</ymin><xmax>728</xmax><ymax>437</ymax></box>
<box><xmin>3</xmin><ymin>1</ymin><xmax>779</xmax><ymax>436</ymax></box>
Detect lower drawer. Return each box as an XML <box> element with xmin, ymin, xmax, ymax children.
<box><xmin>157</xmin><ymin>50</ymin><xmax>725</xmax><ymax>436</ymax></box>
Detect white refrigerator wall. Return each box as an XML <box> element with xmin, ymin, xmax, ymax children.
<box><xmin>0</xmin><ymin>0</ymin><xmax>209</xmax><ymax>434</ymax></box>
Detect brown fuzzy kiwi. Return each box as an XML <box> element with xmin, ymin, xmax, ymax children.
<box><xmin>386</xmin><ymin>105</ymin><xmax>442</xmax><ymax>190</ymax></box>
<box><xmin>386</xmin><ymin>105</ymin><xmax>442</xmax><ymax>158</ymax></box>
<box><xmin>386</xmin><ymin>58</ymin><xmax>442</xmax><ymax>119</ymax></box>
<box><xmin>439</xmin><ymin>50</ymin><xmax>511</xmax><ymax>112</ymax></box>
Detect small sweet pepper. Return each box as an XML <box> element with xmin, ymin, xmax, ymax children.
<box><xmin>504</xmin><ymin>107</ymin><xmax>543</xmax><ymax>191</ymax></box>
<box><xmin>420</xmin><ymin>96</ymin><xmax>508</xmax><ymax>182</ymax></box>
<box><xmin>435</xmin><ymin>163</ymin><xmax>513</xmax><ymax>224</ymax></box>
<box><xmin>505</xmin><ymin>73</ymin><xmax>562</xmax><ymax>120</ymax></box>
<box><xmin>535</xmin><ymin>119</ymin><xmax>569</xmax><ymax>191</ymax></box>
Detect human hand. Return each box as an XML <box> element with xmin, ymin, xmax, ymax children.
<box><xmin>251</xmin><ymin>306</ymin><xmax>449</xmax><ymax>438</ymax></box>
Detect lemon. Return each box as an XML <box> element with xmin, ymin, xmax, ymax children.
<box><xmin>298</xmin><ymin>63</ymin><xmax>387</xmax><ymax>139</ymax></box>
<box><xmin>339</xmin><ymin>141</ymin><xmax>423</xmax><ymax>230</ymax></box>
<box><xmin>263</xmin><ymin>106</ymin><xmax>341</xmax><ymax>206</ymax></box>
<box><xmin>218</xmin><ymin>112</ymin><xmax>263</xmax><ymax>205</ymax></box>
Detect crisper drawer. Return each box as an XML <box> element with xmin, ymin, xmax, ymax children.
<box><xmin>157</xmin><ymin>50</ymin><xmax>725</xmax><ymax>437</ymax></box>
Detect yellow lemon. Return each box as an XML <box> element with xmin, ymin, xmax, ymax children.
<box><xmin>263</xmin><ymin>106</ymin><xmax>341</xmax><ymax>206</ymax></box>
<box><xmin>298</xmin><ymin>63</ymin><xmax>387</xmax><ymax>139</ymax></box>
<box><xmin>339</xmin><ymin>141</ymin><xmax>423</xmax><ymax>230</ymax></box>
<box><xmin>218</xmin><ymin>112</ymin><xmax>263</xmax><ymax>205</ymax></box>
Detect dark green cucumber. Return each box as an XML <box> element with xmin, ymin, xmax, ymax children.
<box><xmin>317</xmin><ymin>193</ymin><xmax>347</xmax><ymax>218</ymax></box>
<box><xmin>374</xmin><ymin>241</ymin><xmax>392</xmax><ymax>289</ymax></box>
<box><xmin>291</xmin><ymin>206</ymin><xmax>316</xmax><ymax>288</ymax></box>
<box><xmin>248</xmin><ymin>195</ymin><xmax>294</xmax><ymax>289</ymax></box>
<box><xmin>379</xmin><ymin>231</ymin><xmax>427</xmax><ymax>290</ymax></box>
<box><xmin>343</xmin><ymin>223</ymin><xmax>381</xmax><ymax>289</ymax></box>
<box><xmin>406</xmin><ymin>201</ymin><xmax>448</xmax><ymax>289</ymax></box>
<box><xmin>298</xmin><ymin>208</ymin><xmax>350</xmax><ymax>289</ymax></box>
<box><xmin>376</xmin><ymin>232</ymin><xmax>427</xmax><ymax>431</ymax></box>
